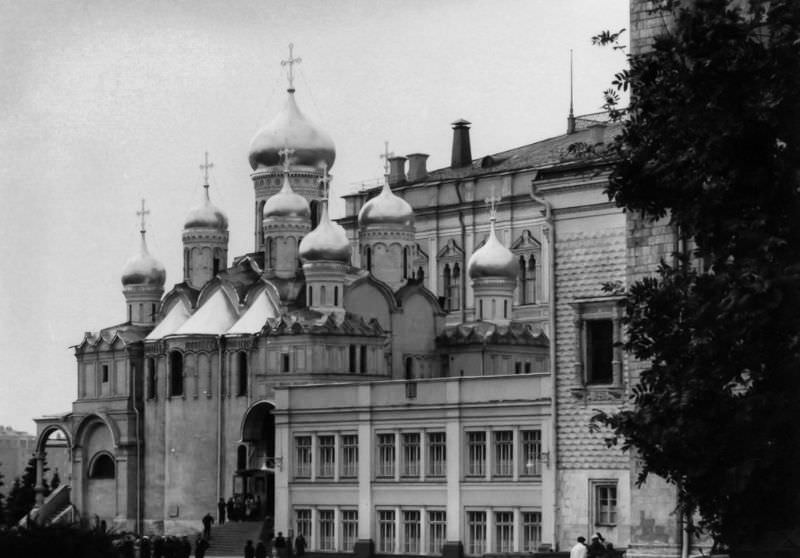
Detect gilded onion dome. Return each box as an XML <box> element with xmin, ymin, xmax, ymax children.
<box><xmin>298</xmin><ymin>202</ymin><xmax>351</xmax><ymax>263</ymax></box>
<box><xmin>249</xmin><ymin>90</ymin><xmax>336</xmax><ymax>171</ymax></box>
<box><xmin>467</xmin><ymin>220</ymin><xmax>519</xmax><ymax>280</ymax></box>
<box><xmin>121</xmin><ymin>233</ymin><xmax>166</xmax><ymax>287</ymax></box>
<box><xmin>184</xmin><ymin>185</ymin><xmax>228</xmax><ymax>231</ymax></box>
<box><xmin>357</xmin><ymin>179</ymin><xmax>415</xmax><ymax>229</ymax></box>
<box><xmin>263</xmin><ymin>171</ymin><xmax>311</xmax><ymax>220</ymax></box>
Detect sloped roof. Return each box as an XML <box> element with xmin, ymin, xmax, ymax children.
<box><xmin>146</xmin><ymin>298</ymin><xmax>191</xmax><ymax>340</ymax></box>
<box><xmin>437</xmin><ymin>321</ymin><xmax>549</xmax><ymax>347</ymax></box>
<box><xmin>76</xmin><ymin>322</ymin><xmax>151</xmax><ymax>351</ymax></box>
<box><xmin>173</xmin><ymin>288</ymin><xmax>239</xmax><ymax>335</ymax></box>
<box><xmin>227</xmin><ymin>286</ymin><xmax>281</xmax><ymax>335</ymax></box>
<box><xmin>260</xmin><ymin>310</ymin><xmax>384</xmax><ymax>338</ymax></box>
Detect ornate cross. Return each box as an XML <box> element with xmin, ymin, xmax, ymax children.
<box><xmin>199</xmin><ymin>151</ymin><xmax>214</xmax><ymax>186</ymax></box>
<box><xmin>279</xmin><ymin>143</ymin><xmax>295</xmax><ymax>174</ymax></box>
<box><xmin>380</xmin><ymin>141</ymin><xmax>394</xmax><ymax>175</ymax></box>
<box><xmin>136</xmin><ymin>199</ymin><xmax>150</xmax><ymax>234</ymax></box>
<box><xmin>319</xmin><ymin>161</ymin><xmax>331</xmax><ymax>200</ymax></box>
<box><xmin>281</xmin><ymin>43</ymin><xmax>302</xmax><ymax>91</ymax></box>
<box><xmin>485</xmin><ymin>187</ymin><xmax>501</xmax><ymax>222</ymax></box>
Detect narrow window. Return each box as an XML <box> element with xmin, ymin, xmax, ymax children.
<box><xmin>442</xmin><ymin>264</ymin><xmax>452</xmax><ymax>311</ymax></box>
<box><xmin>318</xmin><ymin>510</ymin><xmax>335</xmax><ymax>551</ymax></box>
<box><xmin>524</xmin><ymin>362</ymin><xmax>532</xmax><ymax>374</ymax></box>
<box><xmin>401</xmin><ymin>433</ymin><xmax>420</xmax><ymax>477</ymax></box>
<box><xmin>378</xmin><ymin>510</ymin><xmax>396</xmax><ymax>553</ymax></box>
<box><xmin>514</xmin><ymin>361</ymin><xmax>522</xmax><ymax>375</ymax></box>
<box><xmin>310</xmin><ymin>200</ymin><xmax>320</xmax><ymax>229</ymax></box>
<box><xmin>405</xmin><ymin>356</ymin><xmax>413</xmax><ymax>380</ymax></box>
<box><xmin>213</xmin><ymin>258</ymin><xmax>220</xmax><ymax>276</ymax></box>
<box><xmin>295</xmin><ymin>509</ymin><xmax>311</xmax><ymax>544</ymax></box>
<box><xmin>491</xmin><ymin>298</ymin><xmax>496</xmax><ymax>318</ymax></box>
<box><xmin>341</xmin><ymin>510</ymin><xmax>359</xmax><ymax>552</ymax></box>
<box><xmin>518</xmin><ymin>255</ymin><xmax>527</xmax><ymax>304</ymax></box>
<box><xmin>308</xmin><ymin>285</ymin><xmax>313</xmax><ymax>306</ymax></box>
<box><xmin>341</xmin><ymin>434</ymin><xmax>359</xmax><ymax>478</ymax></box>
<box><xmin>281</xmin><ymin>352</ymin><xmax>290</xmax><ymax>373</ymax></box>
<box><xmin>402</xmin><ymin>247</ymin><xmax>409</xmax><ymax>279</ymax></box>
<box><xmin>494</xmin><ymin>430</ymin><xmax>514</xmax><ymax>477</ymax></box>
<box><xmin>467</xmin><ymin>431</ymin><xmax>486</xmax><ymax>476</ymax></box>
<box><xmin>402</xmin><ymin>510</ymin><xmax>421</xmax><ymax>554</ymax></box>
<box><xmin>267</xmin><ymin>238</ymin><xmax>275</xmax><ymax>270</ymax></box>
<box><xmin>317</xmin><ymin>435</ymin><xmax>335</xmax><ymax>478</ymax></box>
<box><xmin>479</xmin><ymin>299</ymin><xmax>483</xmax><ymax>320</ymax></box>
<box><xmin>321</xmin><ymin>285</ymin><xmax>327</xmax><ymax>305</ymax></box>
<box><xmin>587</xmin><ymin>319</ymin><xmax>614</xmax><ymax>384</ymax></box>
<box><xmin>169</xmin><ymin>351</ymin><xmax>183</xmax><ymax>396</ymax></box>
<box><xmin>521</xmin><ymin>430</ymin><xmax>542</xmax><ymax>476</ymax></box>
<box><xmin>365</xmin><ymin>246</ymin><xmax>372</xmax><ymax>272</ymax></box>
<box><xmin>595</xmin><ymin>483</ymin><xmax>618</xmax><ymax>526</ymax></box>
<box><xmin>504</xmin><ymin>299</ymin><xmax>508</xmax><ymax>318</ymax></box>
<box><xmin>334</xmin><ymin>286</ymin><xmax>339</xmax><ymax>306</ymax></box>
<box><xmin>428</xmin><ymin>511</ymin><xmax>447</xmax><ymax>554</ymax></box>
<box><xmin>128</xmin><ymin>305</ymin><xmax>132</xmax><ymax>322</ymax></box>
<box><xmin>451</xmin><ymin>263</ymin><xmax>461</xmax><ymax>310</ymax></box>
<box><xmin>101</xmin><ymin>365</ymin><xmax>109</xmax><ymax>383</ymax></box>
<box><xmin>522</xmin><ymin>512</ymin><xmax>542</xmax><ymax>552</ymax></box>
<box><xmin>237</xmin><ymin>444</ymin><xmax>247</xmax><ymax>470</ymax></box>
<box><xmin>237</xmin><ymin>352</ymin><xmax>248</xmax><ymax>396</ymax></box>
<box><xmin>467</xmin><ymin>511</ymin><xmax>487</xmax><ymax>556</ymax></box>
<box><xmin>359</xmin><ymin>345</ymin><xmax>367</xmax><ymax>373</ymax></box>
<box><xmin>427</xmin><ymin>432</ymin><xmax>446</xmax><ymax>477</ymax></box>
<box><xmin>147</xmin><ymin>358</ymin><xmax>157</xmax><ymax>399</ymax></box>
<box><xmin>417</xmin><ymin>266</ymin><xmax>425</xmax><ymax>281</ymax></box>
<box><xmin>294</xmin><ymin>436</ymin><xmax>312</xmax><ymax>478</ymax></box>
<box><xmin>349</xmin><ymin>345</ymin><xmax>357</xmax><ymax>373</ymax></box>
<box><xmin>151</xmin><ymin>303</ymin><xmax>156</xmax><ymax>322</ymax></box>
<box><xmin>527</xmin><ymin>255</ymin><xmax>536</xmax><ymax>303</ymax></box>
<box><xmin>495</xmin><ymin>511</ymin><xmax>514</xmax><ymax>552</ymax></box>
<box><xmin>376</xmin><ymin>433</ymin><xmax>395</xmax><ymax>478</ymax></box>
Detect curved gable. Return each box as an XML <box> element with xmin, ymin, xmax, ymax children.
<box><xmin>344</xmin><ymin>275</ymin><xmax>397</xmax><ymax>332</ymax></box>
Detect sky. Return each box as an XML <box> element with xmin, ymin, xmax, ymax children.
<box><xmin>0</xmin><ymin>0</ymin><xmax>629</xmax><ymax>434</ymax></box>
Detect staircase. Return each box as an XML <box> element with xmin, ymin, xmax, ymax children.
<box><xmin>205</xmin><ymin>521</ymin><xmax>265</xmax><ymax>556</ymax></box>
<box><xmin>18</xmin><ymin>484</ymin><xmax>75</xmax><ymax>527</ymax></box>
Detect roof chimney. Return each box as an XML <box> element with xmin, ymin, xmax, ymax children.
<box><xmin>451</xmin><ymin>119</ymin><xmax>472</xmax><ymax>168</ymax></box>
<box><xmin>388</xmin><ymin>156</ymin><xmax>407</xmax><ymax>186</ymax></box>
<box><xmin>406</xmin><ymin>153</ymin><xmax>429</xmax><ymax>182</ymax></box>
<box><xmin>588</xmin><ymin>122</ymin><xmax>607</xmax><ymax>144</ymax></box>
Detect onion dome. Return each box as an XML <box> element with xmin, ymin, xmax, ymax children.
<box><xmin>249</xmin><ymin>90</ymin><xmax>336</xmax><ymax>171</ymax></box>
<box><xmin>468</xmin><ymin>220</ymin><xmax>519</xmax><ymax>280</ymax></box>
<box><xmin>121</xmin><ymin>233</ymin><xmax>166</xmax><ymax>287</ymax></box>
<box><xmin>184</xmin><ymin>185</ymin><xmax>228</xmax><ymax>231</ymax></box>
<box><xmin>357</xmin><ymin>179</ymin><xmax>415</xmax><ymax>229</ymax></box>
<box><xmin>299</xmin><ymin>202</ymin><xmax>351</xmax><ymax>263</ymax></box>
<box><xmin>263</xmin><ymin>172</ymin><xmax>310</xmax><ymax>220</ymax></box>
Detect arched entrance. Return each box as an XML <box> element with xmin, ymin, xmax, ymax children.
<box><xmin>238</xmin><ymin>401</ymin><xmax>276</xmax><ymax>521</ymax></box>
<box><xmin>33</xmin><ymin>424</ymin><xmax>73</xmax><ymax>501</ymax></box>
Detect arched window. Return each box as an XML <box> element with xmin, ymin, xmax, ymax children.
<box><xmin>405</xmin><ymin>357</ymin><xmax>413</xmax><ymax>380</ymax></box>
<box><xmin>403</xmin><ymin>247</ymin><xmax>409</xmax><ymax>279</ymax></box>
<box><xmin>504</xmin><ymin>300</ymin><xmax>508</xmax><ymax>318</ymax></box>
<box><xmin>237</xmin><ymin>352</ymin><xmax>248</xmax><ymax>397</ymax></box>
<box><xmin>451</xmin><ymin>264</ymin><xmax>461</xmax><ymax>311</ymax></box>
<box><xmin>267</xmin><ymin>238</ymin><xmax>276</xmax><ymax>270</ymax></box>
<box><xmin>365</xmin><ymin>246</ymin><xmax>372</xmax><ymax>272</ymax></box>
<box><xmin>257</xmin><ymin>200</ymin><xmax>265</xmax><ymax>247</ymax></box>
<box><xmin>526</xmin><ymin>255</ymin><xmax>536</xmax><ymax>304</ymax></box>
<box><xmin>308</xmin><ymin>285</ymin><xmax>313</xmax><ymax>306</ymax></box>
<box><xmin>88</xmin><ymin>453</ymin><xmax>115</xmax><ymax>479</ymax></box>
<box><xmin>349</xmin><ymin>345</ymin><xmax>357</xmax><ymax>373</ymax></box>
<box><xmin>491</xmin><ymin>298</ymin><xmax>497</xmax><ymax>318</ymax></box>
<box><xmin>237</xmin><ymin>444</ymin><xmax>247</xmax><ymax>471</ymax></box>
<box><xmin>334</xmin><ymin>286</ymin><xmax>339</xmax><ymax>306</ymax></box>
<box><xmin>151</xmin><ymin>303</ymin><xmax>156</xmax><ymax>322</ymax></box>
<box><xmin>321</xmin><ymin>285</ymin><xmax>327</xmax><ymax>305</ymax></box>
<box><xmin>417</xmin><ymin>267</ymin><xmax>425</xmax><ymax>281</ymax></box>
<box><xmin>213</xmin><ymin>257</ymin><xmax>221</xmax><ymax>276</ymax></box>
<box><xmin>147</xmin><ymin>358</ymin><xmax>157</xmax><ymax>399</ymax></box>
<box><xmin>442</xmin><ymin>264</ymin><xmax>452</xmax><ymax>310</ymax></box>
<box><xmin>359</xmin><ymin>345</ymin><xmax>367</xmax><ymax>374</ymax></box>
<box><xmin>169</xmin><ymin>351</ymin><xmax>183</xmax><ymax>397</ymax></box>
<box><xmin>479</xmin><ymin>299</ymin><xmax>484</xmax><ymax>320</ymax></box>
<box><xmin>518</xmin><ymin>255</ymin><xmax>527</xmax><ymax>304</ymax></box>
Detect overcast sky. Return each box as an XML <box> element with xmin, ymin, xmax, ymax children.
<box><xmin>0</xmin><ymin>0</ymin><xmax>628</xmax><ymax>433</ymax></box>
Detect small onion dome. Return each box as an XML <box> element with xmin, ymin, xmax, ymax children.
<box><xmin>263</xmin><ymin>172</ymin><xmax>310</xmax><ymax>220</ymax></box>
<box><xmin>467</xmin><ymin>222</ymin><xmax>519</xmax><ymax>280</ymax></box>
<box><xmin>249</xmin><ymin>91</ymin><xmax>336</xmax><ymax>170</ymax></box>
<box><xmin>184</xmin><ymin>186</ymin><xmax>228</xmax><ymax>231</ymax></box>
<box><xmin>357</xmin><ymin>179</ymin><xmax>415</xmax><ymax>229</ymax></box>
<box><xmin>299</xmin><ymin>203</ymin><xmax>351</xmax><ymax>263</ymax></box>
<box><xmin>121</xmin><ymin>234</ymin><xmax>166</xmax><ymax>287</ymax></box>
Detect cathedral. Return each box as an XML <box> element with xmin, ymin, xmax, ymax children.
<box><xmin>31</xmin><ymin>20</ymin><xmax>690</xmax><ymax>558</ymax></box>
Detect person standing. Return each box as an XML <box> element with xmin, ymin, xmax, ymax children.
<box><xmin>274</xmin><ymin>532</ymin><xmax>287</xmax><ymax>558</ymax></box>
<box><xmin>255</xmin><ymin>541</ymin><xmax>268</xmax><ymax>558</ymax></box>
<box><xmin>244</xmin><ymin>539</ymin><xmax>256</xmax><ymax>558</ymax></box>
<box><xmin>588</xmin><ymin>533</ymin><xmax>606</xmax><ymax>558</ymax></box>
<box><xmin>140</xmin><ymin>536</ymin><xmax>151</xmax><ymax>558</ymax></box>
<box><xmin>218</xmin><ymin>498</ymin><xmax>227</xmax><ymax>525</ymax></box>
<box><xmin>570</xmin><ymin>536</ymin><xmax>588</xmax><ymax>558</ymax></box>
<box><xmin>294</xmin><ymin>533</ymin><xmax>306</xmax><ymax>557</ymax></box>
<box><xmin>195</xmin><ymin>535</ymin><xmax>209</xmax><ymax>558</ymax></box>
<box><xmin>202</xmin><ymin>512</ymin><xmax>214</xmax><ymax>540</ymax></box>
<box><xmin>227</xmin><ymin>497</ymin><xmax>236</xmax><ymax>522</ymax></box>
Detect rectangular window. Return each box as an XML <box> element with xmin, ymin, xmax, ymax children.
<box><xmin>349</xmin><ymin>345</ymin><xmax>357</xmax><ymax>373</ymax></box>
<box><xmin>587</xmin><ymin>319</ymin><xmax>614</xmax><ymax>384</ymax></box>
<box><xmin>295</xmin><ymin>509</ymin><xmax>311</xmax><ymax>546</ymax></box>
<box><xmin>521</xmin><ymin>430</ymin><xmax>542</xmax><ymax>477</ymax></box>
<box><xmin>595</xmin><ymin>483</ymin><xmax>618</xmax><ymax>526</ymax></box>
<box><xmin>466</xmin><ymin>511</ymin><xmax>486</xmax><ymax>556</ymax></box>
<box><xmin>342</xmin><ymin>510</ymin><xmax>358</xmax><ymax>552</ymax></box>
<box><xmin>102</xmin><ymin>365</ymin><xmax>109</xmax><ymax>383</ymax></box>
<box><xmin>294</xmin><ymin>436</ymin><xmax>312</xmax><ymax>479</ymax></box>
<box><xmin>318</xmin><ymin>509</ymin><xmax>335</xmax><ymax>551</ymax></box>
<box><xmin>402</xmin><ymin>510</ymin><xmax>421</xmax><ymax>554</ymax></box>
<box><xmin>401</xmin><ymin>433</ymin><xmax>420</xmax><ymax>478</ymax></box>
<box><xmin>378</xmin><ymin>510</ymin><xmax>396</xmax><ymax>553</ymax></box>
<box><xmin>524</xmin><ymin>361</ymin><xmax>532</xmax><ymax>374</ymax></box>
<box><xmin>495</xmin><ymin>511</ymin><xmax>514</xmax><ymax>552</ymax></box>
<box><xmin>466</xmin><ymin>431</ymin><xmax>486</xmax><ymax>477</ymax></box>
<box><xmin>359</xmin><ymin>345</ymin><xmax>367</xmax><ymax>373</ymax></box>
<box><xmin>377</xmin><ymin>433</ymin><xmax>395</xmax><ymax>478</ymax></box>
<box><xmin>317</xmin><ymin>435</ymin><xmax>335</xmax><ymax>478</ymax></box>
<box><xmin>522</xmin><ymin>512</ymin><xmax>542</xmax><ymax>552</ymax></box>
<box><xmin>428</xmin><ymin>510</ymin><xmax>447</xmax><ymax>554</ymax></box>
<box><xmin>494</xmin><ymin>430</ymin><xmax>514</xmax><ymax>477</ymax></box>
<box><xmin>427</xmin><ymin>432</ymin><xmax>446</xmax><ymax>477</ymax></box>
<box><xmin>282</xmin><ymin>352</ymin><xmax>291</xmax><ymax>373</ymax></box>
<box><xmin>341</xmin><ymin>434</ymin><xmax>358</xmax><ymax>478</ymax></box>
<box><xmin>514</xmin><ymin>361</ymin><xmax>522</xmax><ymax>374</ymax></box>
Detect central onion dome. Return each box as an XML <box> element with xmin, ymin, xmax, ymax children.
<box><xmin>264</xmin><ymin>172</ymin><xmax>310</xmax><ymax>220</ymax></box>
<box><xmin>357</xmin><ymin>180</ymin><xmax>415</xmax><ymax>229</ymax></box>
<box><xmin>249</xmin><ymin>91</ymin><xmax>336</xmax><ymax>171</ymax></box>
<box><xmin>299</xmin><ymin>203</ymin><xmax>351</xmax><ymax>263</ymax></box>
<box><xmin>184</xmin><ymin>186</ymin><xmax>228</xmax><ymax>231</ymax></box>
<box><xmin>468</xmin><ymin>221</ymin><xmax>519</xmax><ymax>280</ymax></box>
<box><xmin>121</xmin><ymin>234</ymin><xmax>166</xmax><ymax>287</ymax></box>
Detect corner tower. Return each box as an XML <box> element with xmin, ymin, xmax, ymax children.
<box><xmin>121</xmin><ymin>199</ymin><xmax>166</xmax><ymax>325</ymax></box>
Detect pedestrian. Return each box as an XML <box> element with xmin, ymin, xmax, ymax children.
<box><xmin>218</xmin><ymin>497</ymin><xmax>227</xmax><ymax>525</ymax></box>
<box><xmin>273</xmin><ymin>531</ymin><xmax>287</xmax><ymax>558</ymax></box>
<box><xmin>294</xmin><ymin>533</ymin><xmax>306</xmax><ymax>557</ymax></box>
<box><xmin>255</xmin><ymin>541</ymin><xmax>268</xmax><ymax>558</ymax></box>
<box><xmin>244</xmin><ymin>539</ymin><xmax>256</xmax><ymax>558</ymax></box>
<box><xmin>153</xmin><ymin>535</ymin><xmax>164</xmax><ymax>558</ymax></box>
<box><xmin>202</xmin><ymin>512</ymin><xmax>214</xmax><ymax>539</ymax></box>
<box><xmin>140</xmin><ymin>536</ymin><xmax>152</xmax><ymax>558</ymax></box>
<box><xmin>570</xmin><ymin>536</ymin><xmax>588</xmax><ymax>558</ymax></box>
<box><xmin>181</xmin><ymin>536</ymin><xmax>192</xmax><ymax>558</ymax></box>
<box><xmin>588</xmin><ymin>533</ymin><xmax>605</xmax><ymax>558</ymax></box>
<box><xmin>195</xmin><ymin>535</ymin><xmax>209</xmax><ymax>558</ymax></box>
<box><xmin>227</xmin><ymin>497</ymin><xmax>236</xmax><ymax>522</ymax></box>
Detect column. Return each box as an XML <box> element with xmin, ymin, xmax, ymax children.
<box><xmin>394</xmin><ymin>429</ymin><xmax>401</xmax><ymax>482</ymax></box>
<box><xmin>394</xmin><ymin>506</ymin><xmax>402</xmax><ymax>555</ymax></box>
<box><xmin>420</xmin><ymin>506</ymin><xmax>428</xmax><ymax>556</ymax></box>
<box><xmin>512</xmin><ymin>427</ymin><xmax>520</xmax><ymax>481</ymax></box>
<box><xmin>334</xmin><ymin>506</ymin><xmax>341</xmax><ymax>551</ymax></box>
<box><xmin>311</xmin><ymin>508</ymin><xmax>319</xmax><ymax>551</ymax></box>
<box><xmin>486</xmin><ymin>508</ymin><xmax>494</xmax><ymax>554</ymax></box>
<box><xmin>334</xmin><ymin>433</ymin><xmax>341</xmax><ymax>482</ymax></box>
<box><xmin>34</xmin><ymin>452</ymin><xmax>45</xmax><ymax>506</ymax></box>
<box><xmin>311</xmin><ymin>435</ymin><xmax>318</xmax><ymax>482</ymax></box>
<box><xmin>485</xmin><ymin>429</ymin><xmax>493</xmax><ymax>481</ymax></box>
<box><xmin>420</xmin><ymin>429</ymin><xmax>427</xmax><ymax>481</ymax></box>
<box><xmin>513</xmin><ymin>507</ymin><xmax>521</xmax><ymax>552</ymax></box>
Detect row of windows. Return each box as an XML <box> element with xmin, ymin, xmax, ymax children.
<box><xmin>146</xmin><ymin>352</ymin><xmax>249</xmax><ymax>399</ymax></box>
<box><xmin>293</xmin><ymin>429</ymin><xmax>542</xmax><ymax>481</ymax></box>
<box><xmin>440</xmin><ymin>255</ymin><xmax>538</xmax><ymax>313</ymax></box>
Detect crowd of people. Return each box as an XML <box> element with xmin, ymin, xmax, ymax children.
<box><xmin>111</xmin><ymin>533</ymin><xmax>209</xmax><ymax>558</ymax></box>
<box><xmin>217</xmin><ymin>494</ymin><xmax>263</xmax><ymax>523</ymax></box>
<box><xmin>570</xmin><ymin>533</ymin><xmax>621</xmax><ymax>558</ymax></box>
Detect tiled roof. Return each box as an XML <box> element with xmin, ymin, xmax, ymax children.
<box><xmin>260</xmin><ymin>310</ymin><xmax>385</xmax><ymax>337</ymax></box>
<box><xmin>437</xmin><ymin>321</ymin><xmax>549</xmax><ymax>347</ymax></box>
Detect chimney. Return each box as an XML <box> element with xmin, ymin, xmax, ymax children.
<box><xmin>406</xmin><ymin>153</ymin><xmax>429</xmax><ymax>182</ymax></box>
<box><xmin>588</xmin><ymin>122</ymin><xmax>607</xmax><ymax>144</ymax></box>
<box><xmin>451</xmin><ymin>119</ymin><xmax>472</xmax><ymax>168</ymax></box>
<box><xmin>388</xmin><ymin>156</ymin><xmax>407</xmax><ymax>186</ymax></box>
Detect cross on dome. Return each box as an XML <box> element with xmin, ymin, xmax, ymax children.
<box><xmin>319</xmin><ymin>161</ymin><xmax>331</xmax><ymax>200</ymax></box>
<box><xmin>136</xmin><ymin>199</ymin><xmax>150</xmax><ymax>235</ymax></box>
<box><xmin>279</xmin><ymin>144</ymin><xmax>296</xmax><ymax>175</ymax></box>
<box><xmin>485</xmin><ymin>187</ymin><xmax>501</xmax><ymax>223</ymax></box>
<box><xmin>380</xmin><ymin>141</ymin><xmax>394</xmax><ymax>175</ymax></box>
<box><xmin>199</xmin><ymin>151</ymin><xmax>214</xmax><ymax>188</ymax></box>
<box><xmin>281</xmin><ymin>43</ymin><xmax>302</xmax><ymax>92</ymax></box>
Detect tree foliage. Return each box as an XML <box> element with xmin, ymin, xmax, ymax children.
<box><xmin>6</xmin><ymin>455</ymin><xmax>49</xmax><ymax>525</ymax></box>
<box><xmin>593</xmin><ymin>0</ymin><xmax>800</xmax><ymax>548</ymax></box>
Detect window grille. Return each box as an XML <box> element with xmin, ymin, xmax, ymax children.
<box><xmin>377</xmin><ymin>433</ymin><xmax>395</xmax><ymax>478</ymax></box>
<box><xmin>466</xmin><ymin>511</ymin><xmax>486</xmax><ymax>556</ymax></box>
<box><xmin>428</xmin><ymin>510</ymin><xmax>447</xmax><ymax>554</ymax></box>
<box><xmin>521</xmin><ymin>430</ymin><xmax>542</xmax><ymax>476</ymax></box>
<box><xmin>317</xmin><ymin>435</ymin><xmax>335</xmax><ymax>478</ymax></box>
<box><xmin>295</xmin><ymin>509</ymin><xmax>311</xmax><ymax>546</ymax></box>
<box><xmin>341</xmin><ymin>434</ymin><xmax>358</xmax><ymax>478</ymax></box>
<box><xmin>494</xmin><ymin>430</ymin><xmax>514</xmax><ymax>477</ymax></box>
<box><xmin>378</xmin><ymin>510</ymin><xmax>396</xmax><ymax>553</ymax></box>
<box><xmin>427</xmin><ymin>432</ymin><xmax>446</xmax><ymax>477</ymax></box>
<box><xmin>466</xmin><ymin>431</ymin><xmax>486</xmax><ymax>477</ymax></box>
<box><xmin>318</xmin><ymin>509</ymin><xmax>335</xmax><ymax>551</ymax></box>
<box><xmin>522</xmin><ymin>512</ymin><xmax>542</xmax><ymax>552</ymax></box>
<box><xmin>294</xmin><ymin>436</ymin><xmax>311</xmax><ymax>479</ymax></box>
<box><xmin>402</xmin><ymin>510</ymin><xmax>421</xmax><ymax>554</ymax></box>
<box><xmin>495</xmin><ymin>511</ymin><xmax>514</xmax><ymax>552</ymax></box>
<box><xmin>342</xmin><ymin>510</ymin><xmax>358</xmax><ymax>551</ymax></box>
<box><xmin>401</xmin><ymin>433</ymin><xmax>420</xmax><ymax>477</ymax></box>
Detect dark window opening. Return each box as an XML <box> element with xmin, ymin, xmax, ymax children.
<box><xmin>405</xmin><ymin>357</ymin><xmax>413</xmax><ymax>380</ymax></box>
<box><xmin>504</xmin><ymin>300</ymin><xmax>508</xmax><ymax>318</ymax></box>
<box><xmin>147</xmin><ymin>358</ymin><xmax>157</xmax><ymax>399</ymax></box>
<box><xmin>128</xmin><ymin>305</ymin><xmax>132</xmax><ymax>322</ymax></box>
<box><xmin>403</xmin><ymin>247</ymin><xmax>409</xmax><ymax>279</ymax></box>
<box><xmin>479</xmin><ymin>299</ymin><xmax>483</xmax><ymax>320</ymax></box>
<box><xmin>334</xmin><ymin>286</ymin><xmax>339</xmax><ymax>306</ymax></box>
<box><xmin>349</xmin><ymin>345</ymin><xmax>357</xmax><ymax>373</ymax></box>
<box><xmin>443</xmin><ymin>264</ymin><xmax>452</xmax><ymax>311</ymax></box>
<box><xmin>524</xmin><ymin>362</ymin><xmax>532</xmax><ymax>374</ymax></box>
<box><xmin>213</xmin><ymin>258</ymin><xmax>221</xmax><ymax>276</ymax></box>
<box><xmin>365</xmin><ymin>246</ymin><xmax>372</xmax><ymax>272</ymax></box>
<box><xmin>451</xmin><ymin>264</ymin><xmax>461</xmax><ymax>310</ymax></box>
<box><xmin>89</xmin><ymin>453</ymin><xmax>115</xmax><ymax>479</ymax></box>
<box><xmin>308</xmin><ymin>286</ymin><xmax>313</xmax><ymax>306</ymax></box>
<box><xmin>169</xmin><ymin>351</ymin><xmax>184</xmax><ymax>396</ymax></box>
<box><xmin>514</xmin><ymin>362</ymin><xmax>522</xmax><ymax>375</ymax></box>
<box><xmin>237</xmin><ymin>444</ymin><xmax>247</xmax><ymax>471</ymax></box>
<box><xmin>359</xmin><ymin>345</ymin><xmax>367</xmax><ymax>374</ymax></box>
<box><xmin>587</xmin><ymin>320</ymin><xmax>614</xmax><ymax>384</ymax></box>
<box><xmin>151</xmin><ymin>303</ymin><xmax>156</xmax><ymax>321</ymax></box>
<box><xmin>102</xmin><ymin>365</ymin><xmax>109</xmax><ymax>383</ymax></box>
<box><xmin>281</xmin><ymin>353</ymin><xmax>290</xmax><ymax>373</ymax></box>
<box><xmin>417</xmin><ymin>266</ymin><xmax>425</xmax><ymax>281</ymax></box>
<box><xmin>310</xmin><ymin>200</ymin><xmax>320</xmax><ymax>229</ymax></box>
<box><xmin>237</xmin><ymin>352</ymin><xmax>248</xmax><ymax>396</ymax></box>
<box><xmin>267</xmin><ymin>238</ymin><xmax>276</xmax><ymax>270</ymax></box>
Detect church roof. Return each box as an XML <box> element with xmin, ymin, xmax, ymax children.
<box><xmin>227</xmin><ymin>286</ymin><xmax>281</xmax><ymax>335</ymax></box>
<box><xmin>77</xmin><ymin>322</ymin><xmax>151</xmax><ymax>351</ymax></box>
<box><xmin>173</xmin><ymin>288</ymin><xmax>239</xmax><ymax>335</ymax></box>
<box><xmin>145</xmin><ymin>298</ymin><xmax>192</xmax><ymax>340</ymax></box>
<box><xmin>260</xmin><ymin>310</ymin><xmax>384</xmax><ymax>338</ymax></box>
<box><xmin>437</xmin><ymin>321</ymin><xmax>549</xmax><ymax>347</ymax></box>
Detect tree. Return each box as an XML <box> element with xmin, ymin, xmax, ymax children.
<box><xmin>591</xmin><ymin>0</ymin><xmax>800</xmax><ymax>551</ymax></box>
<box><xmin>6</xmin><ymin>456</ymin><xmax>49</xmax><ymax>524</ymax></box>
<box><xmin>0</xmin><ymin>462</ymin><xmax>5</xmax><ymax>525</ymax></box>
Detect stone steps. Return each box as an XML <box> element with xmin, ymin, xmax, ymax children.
<box><xmin>205</xmin><ymin>521</ymin><xmax>265</xmax><ymax>556</ymax></box>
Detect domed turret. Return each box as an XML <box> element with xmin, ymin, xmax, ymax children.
<box><xmin>263</xmin><ymin>172</ymin><xmax>311</xmax><ymax>220</ymax></box>
<box><xmin>123</xmin><ymin>200</ymin><xmax>166</xmax><ymax>326</ymax></box>
<box><xmin>249</xmin><ymin>91</ymin><xmax>336</xmax><ymax>171</ymax></box>
<box><xmin>121</xmin><ymin>237</ymin><xmax>166</xmax><ymax>288</ymax></box>
<box><xmin>467</xmin><ymin>223</ymin><xmax>519</xmax><ymax>280</ymax></box>
<box><xmin>299</xmin><ymin>202</ymin><xmax>350</xmax><ymax>263</ymax></box>
<box><xmin>357</xmin><ymin>180</ymin><xmax>415</xmax><ymax>229</ymax></box>
<box><xmin>184</xmin><ymin>186</ymin><xmax>228</xmax><ymax>232</ymax></box>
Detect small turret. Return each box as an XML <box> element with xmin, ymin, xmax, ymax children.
<box><xmin>122</xmin><ymin>200</ymin><xmax>165</xmax><ymax>325</ymax></box>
